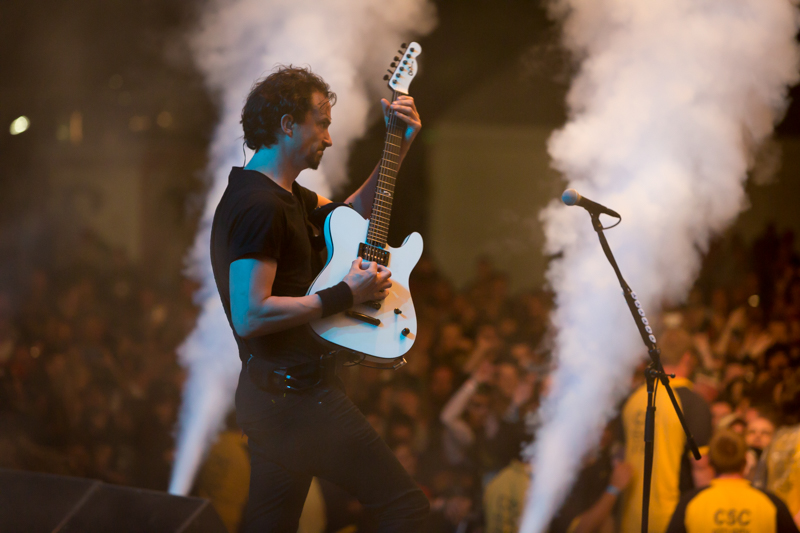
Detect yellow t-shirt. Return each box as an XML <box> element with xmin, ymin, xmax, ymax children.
<box><xmin>194</xmin><ymin>430</ymin><xmax>251</xmax><ymax>533</ymax></box>
<box><xmin>665</xmin><ymin>478</ymin><xmax>798</xmax><ymax>533</ymax></box>
<box><xmin>765</xmin><ymin>425</ymin><xmax>800</xmax><ymax>517</ymax></box>
<box><xmin>484</xmin><ymin>460</ymin><xmax>531</xmax><ymax>533</ymax></box>
<box><xmin>620</xmin><ymin>378</ymin><xmax>712</xmax><ymax>533</ymax></box>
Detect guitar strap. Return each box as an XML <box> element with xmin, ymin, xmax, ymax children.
<box><xmin>307</xmin><ymin>202</ymin><xmax>354</xmax><ymax>253</ymax></box>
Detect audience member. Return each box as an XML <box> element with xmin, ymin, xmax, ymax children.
<box><xmin>619</xmin><ymin>327</ymin><xmax>713</xmax><ymax>533</ymax></box>
<box><xmin>666</xmin><ymin>430</ymin><xmax>799</xmax><ymax>533</ymax></box>
<box><xmin>4</xmin><ymin>221</ymin><xmax>800</xmax><ymax>532</ymax></box>
<box><xmin>761</xmin><ymin>380</ymin><xmax>800</xmax><ymax>524</ymax></box>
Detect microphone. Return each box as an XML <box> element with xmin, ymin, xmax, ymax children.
<box><xmin>561</xmin><ymin>189</ymin><xmax>621</xmax><ymax>218</ymax></box>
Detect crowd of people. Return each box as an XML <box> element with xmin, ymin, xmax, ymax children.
<box><xmin>0</xmin><ymin>231</ymin><xmax>197</xmax><ymax>491</ymax></box>
<box><xmin>2</xmin><ymin>221</ymin><xmax>800</xmax><ymax>533</ymax></box>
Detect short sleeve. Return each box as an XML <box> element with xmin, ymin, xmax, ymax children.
<box><xmin>293</xmin><ymin>182</ymin><xmax>319</xmax><ymax>217</ymax></box>
<box><xmin>676</xmin><ymin>388</ymin><xmax>713</xmax><ymax>449</ymax></box>
<box><xmin>228</xmin><ymin>194</ymin><xmax>286</xmax><ymax>262</ymax></box>
<box><xmin>665</xmin><ymin>489</ymin><xmax>696</xmax><ymax>533</ymax></box>
<box><xmin>761</xmin><ymin>490</ymin><xmax>800</xmax><ymax>533</ymax></box>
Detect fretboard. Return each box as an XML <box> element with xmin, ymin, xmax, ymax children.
<box><xmin>365</xmin><ymin>90</ymin><xmax>404</xmax><ymax>249</ymax></box>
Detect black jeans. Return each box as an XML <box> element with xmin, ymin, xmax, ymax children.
<box><xmin>239</xmin><ymin>381</ymin><xmax>429</xmax><ymax>532</ymax></box>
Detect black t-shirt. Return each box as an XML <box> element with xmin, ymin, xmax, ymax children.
<box><xmin>210</xmin><ymin>167</ymin><xmax>324</xmax><ymax>421</ymax></box>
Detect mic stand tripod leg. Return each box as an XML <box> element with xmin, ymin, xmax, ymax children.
<box><xmin>641</xmin><ymin>364</ymin><xmax>656</xmax><ymax>533</ymax></box>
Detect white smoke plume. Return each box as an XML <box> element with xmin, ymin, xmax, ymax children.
<box><xmin>169</xmin><ymin>0</ymin><xmax>436</xmax><ymax>495</ymax></box>
<box><xmin>522</xmin><ymin>0</ymin><xmax>799</xmax><ymax>531</ymax></box>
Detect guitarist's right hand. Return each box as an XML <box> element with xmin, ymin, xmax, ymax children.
<box><xmin>343</xmin><ymin>257</ymin><xmax>392</xmax><ymax>304</ymax></box>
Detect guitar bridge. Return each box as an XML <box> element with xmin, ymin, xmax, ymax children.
<box><xmin>358</xmin><ymin>243</ymin><xmax>389</xmax><ymax>266</ymax></box>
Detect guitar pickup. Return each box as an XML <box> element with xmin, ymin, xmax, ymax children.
<box><xmin>358</xmin><ymin>243</ymin><xmax>390</xmax><ymax>266</ymax></box>
<box><xmin>345</xmin><ymin>310</ymin><xmax>381</xmax><ymax>326</ymax></box>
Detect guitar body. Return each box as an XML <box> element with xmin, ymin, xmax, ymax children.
<box><xmin>307</xmin><ymin>206</ymin><xmax>423</xmax><ymax>362</ymax></box>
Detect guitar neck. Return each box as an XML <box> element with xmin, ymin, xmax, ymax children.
<box><xmin>366</xmin><ymin>90</ymin><xmax>404</xmax><ymax>249</ymax></box>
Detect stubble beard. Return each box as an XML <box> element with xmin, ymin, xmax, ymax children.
<box><xmin>307</xmin><ymin>150</ymin><xmax>324</xmax><ymax>170</ymax></box>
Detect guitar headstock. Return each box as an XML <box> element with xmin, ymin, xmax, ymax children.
<box><xmin>383</xmin><ymin>42</ymin><xmax>421</xmax><ymax>94</ymax></box>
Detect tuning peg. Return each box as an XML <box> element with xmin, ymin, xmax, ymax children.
<box><xmin>390</xmin><ymin>62</ymin><xmax>397</xmax><ymax>67</ymax></box>
<box><xmin>394</xmin><ymin>56</ymin><xmax>400</xmax><ymax>61</ymax></box>
<box><xmin>401</xmin><ymin>42</ymin><xmax>407</xmax><ymax>48</ymax></box>
<box><xmin>387</xmin><ymin>69</ymin><xmax>393</xmax><ymax>74</ymax></box>
<box><xmin>383</xmin><ymin>75</ymin><xmax>390</xmax><ymax>81</ymax></box>
<box><xmin>398</xmin><ymin>49</ymin><xmax>404</xmax><ymax>54</ymax></box>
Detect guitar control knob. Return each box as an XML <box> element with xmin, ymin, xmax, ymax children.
<box><xmin>394</xmin><ymin>308</ymin><xmax>402</xmax><ymax>315</ymax></box>
<box><xmin>401</xmin><ymin>328</ymin><xmax>410</xmax><ymax>337</ymax></box>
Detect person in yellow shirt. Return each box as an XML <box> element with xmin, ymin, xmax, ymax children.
<box><xmin>619</xmin><ymin>327</ymin><xmax>713</xmax><ymax>533</ymax></box>
<box><xmin>484</xmin><ymin>425</ymin><xmax>632</xmax><ymax>533</ymax></box>
<box><xmin>666</xmin><ymin>430</ymin><xmax>799</xmax><ymax>533</ymax></box>
<box><xmin>762</xmin><ymin>376</ymin><xmax>800</xmax><ymax>526</ymax></box>
<box><xmin>483</xmin><ymin>458</ymin><xmax>530</xmax><ymax>533</ymax></box>
<box><xmin>194</xmin><ymin>415</ymin><xmax>251</xmax><ymax>533</ymax></box>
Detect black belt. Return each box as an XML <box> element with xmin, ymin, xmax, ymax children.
<box><xmin>247</xmin><ymin>350</ymin><xmax>354</xmax><ymax>392</ymax></box>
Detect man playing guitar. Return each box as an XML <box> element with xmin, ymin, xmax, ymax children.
<box><xmin>209</xmin><ymin>65</ymin><xmax>428</xmax><ymax>531</ymax></box>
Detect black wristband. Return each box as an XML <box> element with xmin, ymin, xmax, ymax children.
<box><xmin>316</xmin><ymin>281</ymin><xmax>354</xmax><ymax>318</ymax></box>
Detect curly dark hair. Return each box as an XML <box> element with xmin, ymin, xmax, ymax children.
<box><xmin>241</xmin><ymin>65</ymin><xmax>337</xmax><ymax>150</ymax></box>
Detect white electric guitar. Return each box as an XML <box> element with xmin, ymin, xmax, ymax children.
<box><xmin>307</xmin><ymin>42</ymin><xmax>424</xmax><ymax>367</ymax></box>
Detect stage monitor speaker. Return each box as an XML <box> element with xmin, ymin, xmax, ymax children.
<box><xmin>0</xmin><ymin>468</ymin><xmax>227</xmax><ymax>533</ymax></box>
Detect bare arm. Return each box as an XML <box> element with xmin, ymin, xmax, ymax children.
<box><xmin>712</xmin><ymin>306</ymin><xmax>746</xmax><ymax>357</ymax></box>
<box><xmin>316</xmin><ymin>96</ymin><xmax>422</xmax><ymax>219</ymax></box>
<box><xmin>230</xmin><ymin>256</ymin><xmax>391</xmax><ymax>339</ymax></box>
<box><xmin>440</xmin><ymin>362</ymin><xmax>494</xmax><ymax>446</ymax></box>
<box><xmin>571</xmin><ymin>461</ymin><xmax>632</xmax><ymax>533</ymax></box>
<box><xmin>439</xmin><ymin>378</ymin><xmax>478</xmax><ymax>447</ymax></box>
<box><xmin>691</xmin><ymin>453</ymin><xmax>713</xmax><ymax>488</ymax></box>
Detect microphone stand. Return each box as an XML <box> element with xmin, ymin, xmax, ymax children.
<box><xmin>585</xmin><ymin>212</ymin><xmax>701</xmax><ymax>533</ymax></box>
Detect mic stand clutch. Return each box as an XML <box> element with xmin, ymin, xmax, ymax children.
<box><xmin>585</xmin><ymin>212</ymin><xmax>701</xmax><ymax>533</ymax></box>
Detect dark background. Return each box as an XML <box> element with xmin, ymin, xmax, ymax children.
<box><xmin>1</xmin><ymin>0</ymin><xmax>798</xmax><ymax>287</ymax></box>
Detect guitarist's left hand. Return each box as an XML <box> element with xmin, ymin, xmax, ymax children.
<box><xmin>342</xmin><ymin>96</ymin><xmax>421</xmax><ymax>218</ymax></box>
<box><xmin>381</xmin><ymin>95</ymin><xmax>421</xmax><ymax>158</ymax></box>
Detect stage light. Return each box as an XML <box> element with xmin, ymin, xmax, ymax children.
<box><xmin>9</xmin><ymin>116</ymin><xmax>30</xmax><ymax>135</ymax></box>
<box><xmin>157</xmin><ymin>111</ymin><xmax>173</xmax><ymax>128</ymax></box>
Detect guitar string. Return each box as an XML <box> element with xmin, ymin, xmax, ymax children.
<box><xmin>367</xmin><ymin>88</ymin><xmax>404</xmax><ymax>248</ymax></box>
<box><xmin>369</xmin><ymin>109</ymin><xmax>402</xmax><ymax>239</ymax></box>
